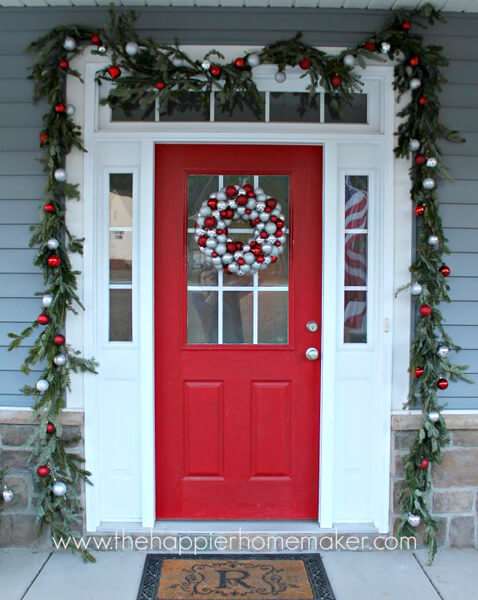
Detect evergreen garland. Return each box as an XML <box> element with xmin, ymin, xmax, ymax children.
<box><xmin>6</xmin><ymin>2</ymin><xmax>468</xmax><ymax>562</ymax></box>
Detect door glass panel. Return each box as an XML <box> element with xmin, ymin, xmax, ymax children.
<box><xmin>187</xmin><ymin>174</ymin><xmax>290</xmax><ymax>345</ymax></box>
<box><xmin>109</xmin><ymin>231</ymin><xmax>132</xmax><ymax>284</ymax></box>
<box><xmin>110</xmin><ymin>289</ymin><xmax>132</xmax><ymax>342</ymax></box>
<box><xmin>344</xmin><ymin>290</ymin><xmax>367</xmax><ymax>343</ymax></box>
<box><xmin>344</xmin><ymin>234</ymin><xmax>367</xmax><ymax>287</ymax></box>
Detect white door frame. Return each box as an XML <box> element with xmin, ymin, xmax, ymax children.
<box><xmin>66</xmin><ymin>52</ymin><xmax>405</xmax><ymax>533</ymax></box>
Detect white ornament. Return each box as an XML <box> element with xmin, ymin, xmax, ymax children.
<box><xmin>54</xmin><ymin>168</ymin><xmax>66</xmax><ymax>182</ymax></box>
<box><xmin>256</xmin><ymin>202</ymin><xmax>266</xmax><ymax>213</ymax></box>
<box><xmin>410</xmin><ymin>282</ymin><xmax>423</xmax><ymax>295</ymax></box>
<box><xmin>63</xmin><ymin>36</ymin><xmax>77</xmax><ymax>52</ymax></box>
<box><xmin>262</xmin><ymin>244</ymin><xmax>273</xmax><ymax>255</ymax></box>
<box><xmin>437</xmin><ymin>345</ymin><xmax>449</xmax><ymax>359</ymax></box>
<box><xmin>380</xmin><ymin>42</ymin><xmax>391</xmax><ymax>54</ymax></box>
<box><xmin>423</xmin><ymin>177</ymin><xmax>436</xmax><ymax>190</ymax></box>
<box><xmin>259</xmin><ymin>212</ymin><xmax>270</xmax><ymax>223</ymax></box>
<box><xmin>217</xmin><ymin>201</ymin><xmax>227</xmax><ymax>211</ymax></box>
<box><xmin>426</xmin><ymin>157</ymin><xmax>438</xmax><ymax>168</ymax></box>
<box><xmin>201</xmin><ymin>60</ymin><xmax>211</xmax><ymax>70</ymax></box>
<box><xmin>428</xmin><ymin>235</ymin><xmax>439</xmax><ymax>247</ymax></box>
<box><xmin>42</xmin><ymin>294</ymin><xmax>53</xmax><ymax>308</ymax></box>
<box><xmin>2</xmin><ymin>486</ymin><xmax>14</xmax><ymax>504</ymax></box>
<box><xmin>410</xmin><ymin>78</ymin><xmax>421</xmax><ymax>90</ymax></box>
<box><xmin>47</xmin><ymin>238</ymin><xmax>59</xmax><ymax>250</ymax></box>
<box><xmin>228</xmin><ymin>263</ymin><xmax>239</xmax><ymax>274</ymax></box>
<box><xmin>97</xmin><ymin>46</ymin><xmax>107</xmax><ymax>55</ymax></box>
<box><xmin>244</xmin><ymin>253</ymin><xmax>255</xmax><ymax>265</ymax></box>
<box><xmin>216</xmin><ymin>191</ymin><xmax>227</xmax><ymax>201</ymax></box>
<box><xmin>408</xmin><ymin>514</ymin><xmax>421</xmax><ymax>528</ymax></box>
<box><xmin>265</xmin><ymin>222</ymin><xmax>277</xmax><ymax>234</ymax></box>
<box><xmin>428</xmin><ymin>411</ymin><xmax>440</xmax><ymax>423</ymax></box>
<box><xmin>409</xmin><ymin>139</ymin><xmax>420</xmax><ymax>152</ymax></box>
<box><xmin>275</xmin><ymin>70</ymin><xmax>287</xmax><ymax>83</ymax></box>
<box><xmin>215</xmin><ymin>243</ymin><xmax>226</xmax><ymax>255</ymax></box>
<box><xmin>246</xmin><ymin>198</ymin><xmax>257</xmax><ymax>210</ymax></box>
<box><xmin>199</xmin><ymin>206</ymin><xmax>212</xmax><ymax>217</ymax></box>
<box><xmin>52</xmin><ymin>481</ymin><xmax>67</xmax><ymax>497</ymax></box>
<box><xmin>36</xmin><ymin>379</ymin><xmax>49</xmax><ymax>393</ymax></box>
<box><xmin>343</xmin><ymin>54</ymin><xmax>355</xmax><ymax>68</ymax></box>
<box><xmin>66</xmin><ymin>104</ymin><xmax>75</xmax><ymax>116</ymax></box>
<box><xmin>247</xmin><ymin>53</ymin><xmax>261</xmax><ymax>68</ymax></box>
<box><xmin>125</xmin><ymin>41</ymin><xmax>139</xmax><ymax>56</ymax></box>
<box><xmin>222</xmin><ymin>253</ymin><xmax>233</xmax><ymax>265</ymax></box>
<box><xmin>53</xmin><ymin>354</ymin><xmax>67</xmax><ymax>367</ymax></box>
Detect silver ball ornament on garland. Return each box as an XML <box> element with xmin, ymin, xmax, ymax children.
<box><xmin>380</xmin><ymin>41</ymin><xmax>391</xmax><ymax>54</ymax></box>
<box><xmin>125</xmin><ymin>41</ymin><xmax>139</xmax><ymax>56</ymax></box>
<box><xmin>409</xmin><ymin>139</ymin><xmax>421</xmax><ymax>152</ymax></box>
<box><xmin>97</xmin><ymin>46</ymin><xmax>107</xmax><ymax>55</ymax></box>
<box><xmin>437</xmin><ymin>345</ymin><xmax>450</xmax><ymax>359</ymax></box>
<box><xmin>52</xmin><ymin>481</ymin><xmax>67</xmax><ymax>497</ymax></box>
<box><xmin>247</xmin><ymin>53</ymin><xmax>261</xmax><ymax>68</ymax></box>
<box><xmin>47</xmin><ymin>238</ymin><xmax>59</xmax><ymax>250</ymax></box>
<box><xmin>407</xmin><ymin>513</ymin><xmax>421</xmax><ymax>528</ymax></box>
<box><xmin>274</xmin><ymin>70</ymin><xmax>287</xmax><ymax>83</ymax></box>
<box><xmin>201</xmin><ymin>60</ymin><xmax>211</xmax><ymax>70</ymax></box>
<box><xmin>428</xmin><ymin>234</ymin><xmax>439</xmax><ymax>247</ymax></box>
<box><xmin>343</xmin><ymin>54</ymin><xmax>355</xmax><ymax>67</ymax></box>
<box><xmin>2</xmin><ymin>486</ymin><xmax>14</xmax><ymax>504</ymax></box>
<box><xmin>410</xmin><ymin>78</ymin><xmax>421</xmax><ymax>90</ymax></box>
<box><xmin>42</xmin><ymin>294</ymin><xmax>53</xmax><ymax>308</ymax></box>
<box><xmin>36</xmin><ymin>379</ymin><xmax>49</xmax><ymax>393</ymax></box>
<box><xmin>54</xmin><ymin>168</ymin><xmax>66</xmax><ymax>182</ymax></box>
<box><xmin>426</xmin><ymin>157</ymin><xmax>438</xmax><ymax>168</ymax></box>
<box><xmin>66</xmin><ymin>104</ymin><xmax>75</xmax><ymax>116</ymax></box>
<box><xmin>428</xmin><ymin>411</ymin><xmax>440</xmax><ymax>423</ymax></box>
<box><xmin>423</xmin><ymin>177</ymin><xmax>436</xmax><ymax>190</ymax></box>
<box><xmin>410</xmin><ymin>282</ymin><xmax>423</xmax><ymax>295</ymax></box>
<box><xmin>63</xmin><ymin>36</ymin><xmax>77</xmax><ymax>52</ymax></box>
<box><xmin>53</xmin><ymin>354</ymin><xmax>67</xmax><ymax>367</ymax></box>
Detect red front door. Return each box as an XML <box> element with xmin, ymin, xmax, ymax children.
<box><xmin>155</xmin><ymin>145</ymin><xmax>322</xmax><ymax>519</ymax></box>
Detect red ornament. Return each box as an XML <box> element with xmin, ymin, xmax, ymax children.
<box><xmin>409</xmin><ymin>56</ymin><xmax>420</xmax><ymax>67</ymax></box>
<box><xmin>233</xmin><ymin>57</ymin><xmax>247</xmax><ymax>70</ymax></box>
<box><xmin>107</xmin><ymin>65</ymin><xmax>121</xmax><ymax>80</ymax></box>
<box><xmin>235</xmin><ymin>241</ymin><xmax>243</xmax><ymax>250</ymax></box>
<box><xmin>225</xmin><ymin>185</ymin><xmax>237</xmax><ymax>198</ymax></box>
<box><xmin>419</xmin><ymin>304</ymin><xmax>432</xmax><ymax>317</ymax></box>
<box><xmin>437</xmin><ymin>378</ymin><xmax>449</xmax><ymax>390</ymax></box>
<box><xmin>401</xmin><ymin>19</ymin><xmax>412</xmax><ymax>32</ymax></box>
<box><xmin>330</xmin><ymin>74</ymin><xmax>342</xmax><ymax>89</ymax></box>
<box><xmin>53</xmin><ymin>334</ymin><xmax>65</xmax><ymax>346</ymax></box>
<box><xmin>299</xmin><ymin>57</ymin><xmax>312</xmax><ymax>70</ymax></box>
<box><xmin>43</xmin><ymin>202</ymin><xmax>56</xmax><ymax>214</ymax></box>
<box><xmin>58</xmin><ymin>58</ymin><xmax>69</xmax><ymax>71</ymax></box>
<box><xmin>242</xmin><ymin>183</ymin><xmax>254</xmax><ymax>194</ymax></box>
<box><xmin>418</xmin><ymin>95</ymin><xmax>428</xmax><ymax>106</ymax></box>
<box><xmin>237</xmin><ymin>257</ymin><xmax>246</xmax><ymax>266</ymax></box>
<box><xmin>55</xmin><ymin>103</ymin><xmax>66</xmax><ymax>114</ymax></box>
<box><xmin>90</xmin><ymin>33</ymin><xmax>102</xmax><ymax>46</ymax></box>
<box><xmin>274</xmin><ymin>240</ymin><xmax>282</xmax><ymax>247</ymax></box>
<box><xmin>415</xmin><ymin>154</ymin><xmax>427</xmax><ymax>166</ymax></box>
<box><xmin>198</xmin><ymin>235</ymin><xmax>207</xmax><ymax>248</ymax></box>
<box><xmin>46</xmin><ymin>422</ymin><xmax>56</xmax><ymax>435</ymax></box>
<box><xmin>209</xmin><ymin>65</ymin><xmax>222</xmax><ymax>78</ymax></box>
<box><xmin>207</xmin><ymin>198</ymin><xmax>218</xmax><ymax>210</ymax></box>
<box><xmin>37</xmin><ymin>314</ymin><xmax>49</xmax><ymax>326</ymax></box>
<box><xmin>154</xmin><ymin>81</ymin><xmax>166</xmax><ymax>91</ymax></box>
<box><xmin>415</xmin><ymin>367</ymin><xmax>425</xmax><ymax>379</ymax></box>
<box><xmin>236</xmin><ymin>195</ymin><xmax>248</xmax><ymax>206</ymax></box>
<box><xmin>439</xmin><ymin>264</ymin><xmax>451</xmax><ymax>277</ymax></box>
<box><xmin>204</xmin><ymin>216</ymin><xmax>217</xmax><ymax>229</ymax></box>
<box><xmin>418</xmin><ymin>458</ymin><xmax>430</xmax><ymax>470</ymax></box>
<box><xmin>36</xmin><ymin>465</ymin><xmax>50</xmax><ymax>478</ymax></box>
<box><xmin>363</xmin><ymin>40</ymin><xmax>376</xmax><ymax>52</ymax></box>
<box><xmin>275</xmin><ymin>230</ymin><xmax>284</xmax><ymax>237</ymax></box>
<box><xmin>270</xmin><ymin>256</ymin><xmax>278</xmax><ymax>263</ymax></box>
<box><xmin>415</xmin><ymin>203</ymin><xmax>426</xmax><ymax>217</ymax></box>
<box><xmin>226</xmin><ymin>242</ymin><xmax>237</xmax><ymax>254</ymax></box>
<box><xmin>39</xmin><ymin>131</ymin><xmax>49</xmax><ymax>146</ymax></box>
<box><xmin>47</xmin><ymin>255</ymin><xmax>61</xmax><ymax>268</ymax></box>
<box><xmin>256</xmin><ymin>255</ymin><xmax>265</xmax><ymax>264</ymax></box>
<box><xmin>265</xmin><ymin>198</ymin><xmax>277</xmax><ymax>210</ymax></box>
<box><xmin>260</xmin><ymin>231</ymin><xmax>268</xmax><ymax>239</ymax></box>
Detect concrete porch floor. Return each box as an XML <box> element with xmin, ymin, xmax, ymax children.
<box><xmin>1</xmin><ymin>548</ymin><xmax>476</xmax><ymax>600</ymax></box>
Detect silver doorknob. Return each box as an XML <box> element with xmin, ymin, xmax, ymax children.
<box><xmin>305</xmin><ymin>347</ymin><xmax>320</xmax><ymax>361</ymax></box>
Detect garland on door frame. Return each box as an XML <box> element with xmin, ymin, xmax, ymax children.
<box><xmin>6</xmin><ymin>2</ymin><xmax>469</xmax><ymax>562</ymax></box>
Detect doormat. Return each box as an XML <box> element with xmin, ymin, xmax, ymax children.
<box><xmin>137</xmin><ymin>555</ymin><xmax>335</xmax><ymax>600</ymax></box>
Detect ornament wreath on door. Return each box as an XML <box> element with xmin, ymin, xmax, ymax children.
<box><xmin>195</xmin><ymin>183</ymin><xmax>287</xmax><ymax>276</ymax></box>
<box><xmin>6</xmin><ymin>2</ymin><xmax>470</xmax><ymax>562</ymax></box>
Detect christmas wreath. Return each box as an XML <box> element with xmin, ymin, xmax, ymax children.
<box><xmin>195</xmin><ymin>183</ymin><xmax>287</xmax><ymax>276</ymax></box>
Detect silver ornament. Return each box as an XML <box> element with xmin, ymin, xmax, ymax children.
<box><xmin>199</xmin><ymin>206</ymin><xmax>212</xmax><ymax>217</ymax></box>
<box><xmin>233</xmin><ymin>251</ymin><xmax>244</xmax><ymax>260</ymax></box>
<box><xmin>343</xmin><ymin>54</ymin><xmax>355</xmax><ymax>67</ymax></box>
<box><xmin>42</xmin><ymin>294</ymin><xmax>53</xmax><ymax>308</ymax></box>
<box><xmin>215</xmin><ymin>243</ymin><xmax>226</xmax><ymax>255</ymax></box>
<box><xmin>264</xmin><ymin>256</ymin><xmax>272</xmax><ymax>265</ymax></box>
<box><xmin>407</xmin><ymin>513</ymin><xmax>421</xmax><ymax>528</ymax></box>
<box><xmin>222</xmin><ymin>253</ymin><xmax>233</xmax><ymax>265</ymax></box>
<box><xmin>437</xmin><ymin>345</ymin><xmax>449</xmax><ymax>359</ymax></box>
<box><xmin>410</xmin><ymin>78</ymin><xmax>421</xmax><ymax>90</ymax></box>
<box><xmin>201</xmin><ymin>60</ymin><xmax>211</xmax><ymax>70</ymax></box>
<box><xmin>53</xmin><ymin>354</ymin><xmax>67</xmax><ymax>367</ymax></box>
<box><xmin>66</xmin><ymin>104</ymin><xmax>75</xmax><ymax>116</ymax></box>
<box><xmin>2</xmin><ymin>486</ymin><xmax>14</xmax><ymax>504</ymax></box>
<box><xmin>275</xmin><ymin>70</ymin><xmax>286</xmax><ymax>83</ymax></box>
<box><xmin>228</xmin><ymin>200</ymin><xmax>237</xmax><ymax>209</ymax></box>
<box><xmin>428</xmin><ymin>411</ymin><xmax>440</xmax><ymax>423</ymax></box>
<box><xmin>212</xmin><ymin>256</ymin><xmax>222</xmax><ymax>267</ymax></box>
<box><xmin>262</xmin><ymin>244</ymin><xmax>273</xmax><ymax>255</ymax></box>
<box><xmin>256</xmin><ymin>202</ymin><xmax>266</xmax><ymax>213</ymax></box>
<box><xmin>63</xmin><ymin>36</ymin><xmax>77</xmax><ymax>52</ymax></box>
<box><xmin>216</xmin><ymin>191</ymin><xmax>227</xmax><ymax>201</ymax></box>
<box><xmin>247</xmin><ymin>53</ymin><xmax>261</xmax><ymax>68</ymax></box>
<box><xmin>428</xmin><ymin>235</ymin><xmax>439</xmax><ymax>247</ymax></box>
<box><xmin>52</xmin><ymin>481</ymin><xmax>67</xmax><ymax>497</ymax></box>
<box><xmin>255</xmin><ymin>187</ymin><xmax>264</xmax><ymax>195</ymax></box>
<box><xmin>172</xmin><ymin>57</ymin><xmax>184</xmax><ymax>68</ymax></box>
<box><xmin>244</xmin><ymin>253</ymin><xmax>255</xmax><ymax>265</ymax></box>
<box><xmin>410</xmin><ymin>282</ymin><xmax>423</xmax><ymax>295</ymax></box>
<box><xmin>125</xmin><ymin>41</ymin><xmax>139</xmax><ymax>56</ymax></box>
<box><xmin>241</xmin><ymin>264</ymin><xmax>251</xmax><ymax>274</ymax></box>
<box><xmin>246</xmin><ymin>198</ymin><xmax>256</xmax><ymax>210</ymax></box>
<box><xmin>256</xmin><ymin>193</ymin><xmax>267</xmax><ymax>203</ymax></box>
<box><xmin>422</xmin><ymin>177</ymin><xmax>436</xmax><ymax>190</ymax></box>
<box><xmin>228</xmin><ymin>263</ymin><xmax>239</xmax><ymax>273</ymax></box>
<box><xmin>409</xmin><ymin>139</ymin><xmax>420</xmax><ymax>152</ymax></box>
<box><xmin>36</xmin><ymin>379</ymin><xmax>49</xmax><ymax>393</ymax></box>
<box><xmin>426</xmin><ymin>157</ymin><xmax>438</xmax><ymax>168</ymax></box>
<box><xmin>54</xmin><ymin>168</ymin><xmax>66</xmax><ymax>182</ymax></box>
<box><xmin>217</xmin><ymin>235</ymin><xmax>227</xmax><ymax>243</ymax></box>
<box><xmin>259</xmin><ymin>212</ymin><xmax>270</xmax><ymax>223</ymax></box>
<box><xmin>47</xmin><ymin>238</ymin><xmax>59</xmax><ymax>250</ymax></box>
<box><xmin>380</xmin><ymin>42</ymin><xmax>391</xmax><ymax>54</ymax></box>
<box><xmin>97</xmin><ymin>46</ymin><xmax>107</xmax><ymax>55</ymax></box>
<box><xmin>209</xmin><ymin>192</ymin><xmax>217</xmax><ymax>199</ymax></box>
<box><xmin>237</xmin><ymin>207</ymin><xmax>246</xmax><ymax>216</ymax></box>
<box><xmin>217</xmin><ymin>201</ymin><xmax>227</xmax><ymax>211</ymax></box>
<box><xmin>265</xmin><ymin>222</ymin><xmax>277</xmax><ymax>234</ymax></box>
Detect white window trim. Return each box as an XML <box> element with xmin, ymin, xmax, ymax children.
<box><xmin>62</xmin><ymin>48</ymin><xmax>410</xmax><ymax>533</ymax></box>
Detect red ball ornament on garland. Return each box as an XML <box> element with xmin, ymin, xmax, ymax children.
<box><xmin>330</xmin><ymin>74</ymin><xmax>343</xmax><ymax>88</ymax></box>
<box><xmin>418</xmin><ymin>95</ymin><xmax>429</xmax><ymax>106</ymax></box>
<box><xmin>207</xmin><ymin>198</ymin><xmax>218</xmax><ymax>210</ymax></box>
<box><xmin>437</xmin><ymin>378</ymin><xmax>449</xmax><ymax>390</ymax></box>
<box><xmin>439</xmin><ymin>264</ymin><xmax>451</xmax><ymax>277</ymax></box>
<box><xmin>415</xmin><ymin>367</ymin><xmax>425</xmax><ymax>379</ymax></box>
<box><xmin>55</xmin><ymin>103</ymin><xmax>66</xmax><ymax>114</ymax></box>
<box><xmin>225</xmin><ymin>185</ymin><xmax>237</xmax><ymax>198</ymax></box>
<box><xmin>242</xmin><ymin>183</ymin><xmax>254</xmax><ymax>194</ymax></box>
<box><xmin>401</xmin><ymin>19</ymin><xmax>412</xmax><ymax>32</ymax></box>
<box><xmin>204</xmin><ymin>216</ymin><xmax>217</xmax><ymax>229</ymax></box>
<box><xmin>46</xmin><ymin>422</ymin><xmax>56</xmax><ymax>435</ymax></box>
<box><xmin>419</xmin><ymin>304</ymin><xmax>432</xmax><ymax>317</ymax></box>
<box><xmin>408</xmin><ymin>56</ymin><xmax>420</xmax><ymax>67</ymax></box>
<box><xmin>418</xmin><ymin>458</ymin><xmax>430</xmax><ymax>470</ymax></box>
<box><xmin>37</xmin><ymin>465</ymin><xmax>50</xmax><ymax>478</ymax></box>
<box><xmin>107</xmin><ymin>65</ymin><xmax>121</xmax><ymax>80</ymax></box>
<box><xmin>58</xmin><ymin>58</ymin><xmax>69</xmax><ymax>71</ymax></box>
<box><xmin>90</xmin><ymin>33</ymin><xmax>102</xmax><ymax>46</ymax></box>
<box><xmin>37</xmin><ymin>313</ymin><xmax>50</xmax><ymax>326</ymax></box>
<box><xmin>209</xmin><ymin>65</ymin><xmax>222</xmax><ymax>78</ymax></box>
<box><xmin>415</xmin><ymin>203</ymin><xmax>426</xmax><ymax>217</ymax></box>
<box><xmin>415</xmin><ymin>154</ymin><xmax>427</xmax><ymax>166</ymax></box>
<box><xmin>53</xmin><ymin>334</ymin><xmax>65</xmax><ymax>346</ymax></box>
<box><xmin>154</xmin><ymin>81</ymin><xmax>166</xmax><ymax>91</ymax></box>
<box><xmin>43</xmin><ymin>202</ymin><xmax>56</xmax><ymax>214</ymax></box>
<box><xmin>299</xmin><ymin>57</ymin><xmax>312</xmax><ymax>70</ymax></box>
<box><xmin>233</xmin><ymin>57</ymin><xmax>247</xmax><ymax>70</ymax></box>
<box><xmin>47</xmin><ymin>255</ymin><xmax>61</xmax><ymax>268</ymax></box>
<box><xmin>363</xmin><ymin>40</ymin><xmax>376</xmax><ymax>52</ymax></box>
<box><xmin>39</xmin><ymin>131</ymin><xmax>49</xmax><ymax>146</ymax></box>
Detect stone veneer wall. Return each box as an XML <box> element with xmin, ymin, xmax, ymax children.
<box><xmin>392</xmin><ymin>414</ymin><xmax>478</xmax><ymax>548</ymax></box>
<box><xmin>0</xmin><ymin>410</ymin><xmax>83</xmax><ymax>547</ymax></box>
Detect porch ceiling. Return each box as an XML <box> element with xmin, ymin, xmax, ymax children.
<box><xmin>0</xmin><ymin>0</ymin><xmax>477</xmax><ymax>12</ymax></box>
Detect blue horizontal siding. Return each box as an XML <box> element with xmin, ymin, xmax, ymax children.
<box><xmin>0</xmin><ymin>6</ymin><xmax>477</xmax><ymax>408</ymax></box>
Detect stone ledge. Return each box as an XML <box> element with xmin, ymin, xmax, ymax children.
<box><xmin>0</xmin><ymin>409</ymin><xmax>83</xmax><ymax>426</ymax></box>
<box><xmin>392</xmin><ymin>412</ymin><xmax>478</xmax><ymax>431</ymax></box>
